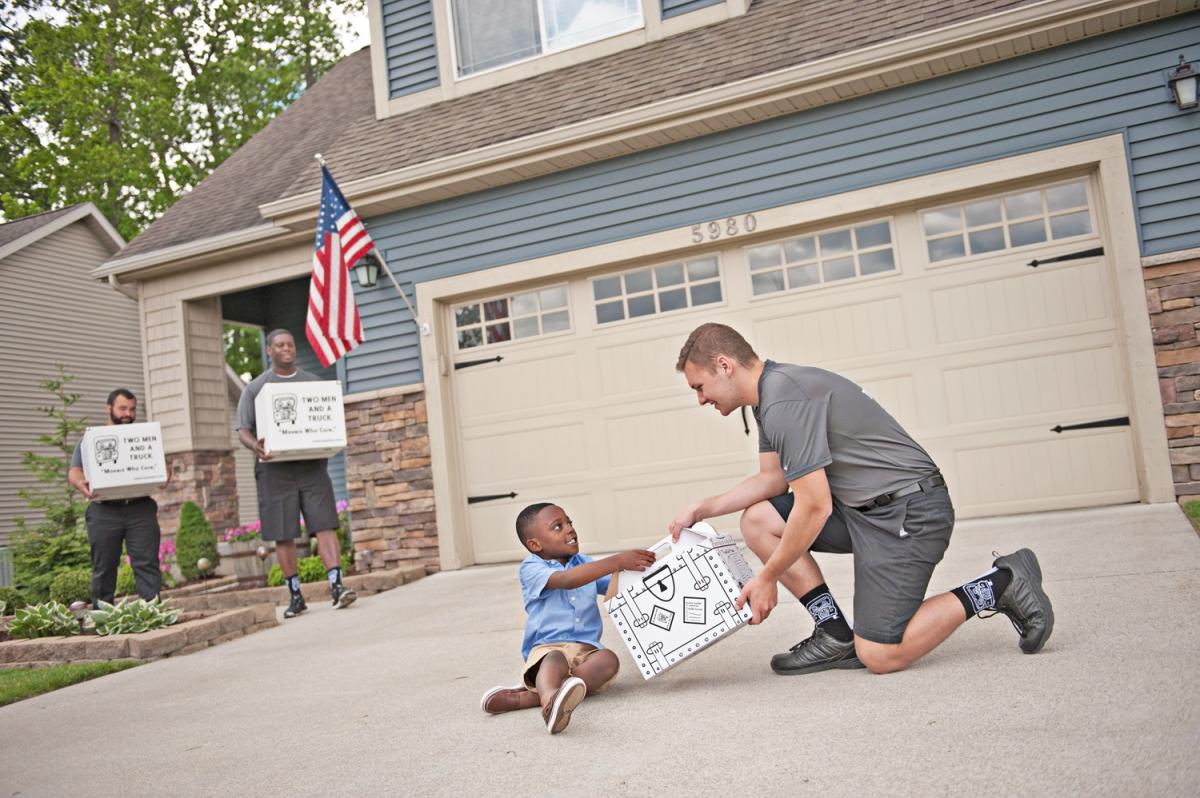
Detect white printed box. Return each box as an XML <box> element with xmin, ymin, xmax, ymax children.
<box><xmin>254</xmin><ymin>381</ymin><xmax>347</xmax><ymax>461</ymax></box>
<box><xmin>605</xmin><ymin>522</ymin><xmax>754</xmax><ymax>680</ymax></box>
<box><xmin>81</xmin><ymin>422</ymin><xmax>168</xmax><ymax>500</ymax></box>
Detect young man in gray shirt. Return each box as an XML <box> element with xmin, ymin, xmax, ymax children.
<box><xmin>236</xmin><ymin>329</ymin><xmax>355</xmax><ymax>618</ymax></box>
<box><xmin>669</xmin><ymin>323</ymin><xmax>1053</xmax><ymax>675</ymax></box>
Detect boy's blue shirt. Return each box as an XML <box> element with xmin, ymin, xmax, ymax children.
<box><xmin>519</xmin><ymin>552</ymin><xmax>612</xmax><ymax>660</ymax></box>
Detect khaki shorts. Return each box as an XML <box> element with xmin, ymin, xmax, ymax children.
<box><xmin>522</xmin><ymin>642</ymin><xmax>615</xmax><ymax>693</ymax></box>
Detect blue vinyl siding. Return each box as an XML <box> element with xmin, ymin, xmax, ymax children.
<box><xmin>345</xmin><ymin>14</ymin><xmax>1200</xmax><ymax>394</ymax></box>
<box><xmin>382</xmin><ymin>0</ymin><xmax>439</xmax><ymax>98</ymax></box>
<box><xmin>662</xmin><ymin>0</ymin><xmax>722</xmax><ymax>19</ymax></box>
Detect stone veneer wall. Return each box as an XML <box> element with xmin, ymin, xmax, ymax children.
<box><xmin>155</xmin><ymin>449</ymin><xmax>239</xmax><ymax>538</ymax></box>
<box><xmin>343</xmin><ymin>386</ymin><xmax>438</xmax><ymax>573</ymax></box>
<box><xmin>1145</xmin><ymin>254</ymin><xmax>1200</xmax><ymax>503</ymax></box>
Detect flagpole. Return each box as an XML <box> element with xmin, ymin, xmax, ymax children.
<box><xmin>314</xmin><ymin>153</ymin><xmax>425</xmax><ymax>334</ymax></box>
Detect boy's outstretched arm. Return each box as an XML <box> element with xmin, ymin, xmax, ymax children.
<box><xmin>546</xmin><ymin>549</ymin><xmax>656</xmax><ymax>590</ymax></box>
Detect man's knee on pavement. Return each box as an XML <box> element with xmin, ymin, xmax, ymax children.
<box><xmin>854</xmin><ymin>638</ymin><xmax>912</xmax><ymax>675</ymax></box>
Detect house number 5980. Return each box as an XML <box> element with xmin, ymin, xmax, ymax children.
<box><xmin>691</xmin><ymin>214</ymin><xmax>758</xmax><ymax>243</ymax></box>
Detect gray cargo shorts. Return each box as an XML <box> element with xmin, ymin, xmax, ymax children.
<box><xmin>255</xmin><ymin>459</ymin><xmax>339</xmax><ymax>541</ymax></box>
<box><xmin>769</xmin><ymin>485</ymin><xmax>955</xmax><ymax>645</ymax></box>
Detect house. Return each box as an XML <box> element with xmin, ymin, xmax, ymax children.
<box><xmin>0</xmin><ymin>203</ymin><xmax>143</xmax><ymax>555</ymax></box>
<box><xmin>91</xmin><ymin>0</ymin><xmax>1200</xmax><ymax>574</ymax></box>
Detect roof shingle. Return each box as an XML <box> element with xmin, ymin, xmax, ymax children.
<box><xmin>117</xmin><ymin>0</ymin><xmax>1036</xmax><ymax>262</ymax></box>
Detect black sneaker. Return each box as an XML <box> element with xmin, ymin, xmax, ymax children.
<box><xmin>770</xmin><ymin>626</ymin><xmax>865</xmax><ymax>675</ymax></box>
<box><xmin>990</xmin><ymin>548</ymin><xmax>1054</xmax><ymax>654</ymax></box>
<box><xmin>283</xmin><ymin>594</ymin><xmax>307</xmax><ymax>619</ymax></box>
<box><xmin>332</xmin><ymin>583</ymin><xmax>357</xmax><ymax>609</ymax></box>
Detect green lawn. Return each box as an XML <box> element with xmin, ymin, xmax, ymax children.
<box><xmin>0</xmin><ymin>660</ymin><xmax>143</xmax><ymax>707</ymax></box>
<box><xmin>1184</xmin><ymin>500</ymin><xmax>1200</xmax><ymax>532</ymax></box>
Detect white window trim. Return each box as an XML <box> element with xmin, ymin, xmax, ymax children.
<box><xmin>369</xmin><ymin>0</ymin><xmax>751</xmax><ymax>118</ymax></box>
<box><xmin>447</xmin><ymin>0</ymin><xmax>646</xmax><ymax>81</ymax></box>
<box><xmin>451</xmin><ymin>283</ymin><xmax>574</xmax><ymax>353</ymax></box>
<box><xmin>743</xmin><ymin>217</ymin><xmax>900</xmax><ymax>301</ymax></box>
<box><xmin>918</xmin><ymin>178</ymin><xmax>1099</xmax><ymax>268</ymax></box>
<box><xmin>588</xmin><ymin>254</ymin><xmax>727</xmax><ymax>328</ymax></box>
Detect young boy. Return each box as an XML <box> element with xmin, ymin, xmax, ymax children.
<box><xmin>480</xmin><ymin>502</ymin><xmax>655</xmax><ymax>734</ymax></box>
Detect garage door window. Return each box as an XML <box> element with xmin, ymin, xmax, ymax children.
<box><xmin>453</xmin><ymin>285</ymin><xmax>570</xmax><ymax>350</ymax></box>
<box><xmin>922</xmin><ymin>179</ymin><xmax>1093</xmax><ymax>263</ymax></box>
<box><xmin>592</xmin><ymin>256</ymin><xmax>723</xmax><ymax>325</ymax></box>
<box><xmin>745</xmin><ymin>219</ymin><xmax>896</xmax><ymax>297</ymax></box>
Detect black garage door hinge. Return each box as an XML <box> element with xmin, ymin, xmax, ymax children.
<box><xmin>467</xmin><ymin>491</ymin><xmax>518</xmax><ymax>504</ymax></box>
<box><xmin>1051</xmin><ymin>416</ymin><xmax>1130</xmax><ymax>434</ymax></box>
<box><xmin>455</xmin><ymin>355</ymin><xmax>504</xmax><ymax>370</ymax></box>
<box><xmin>1028</xmin><ymin>246</ymin><xmax>1104</xmax><ymax>268</ymax></box>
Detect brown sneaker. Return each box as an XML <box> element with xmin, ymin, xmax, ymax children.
<box><xmin>480</xmin><ymin>684</ymin><xmax>532</xmax><ymax>714</ymax></box>
<box><xmin>541</xmin><ymin>676</ymin><xmax>586</xmax><ymax>735</ymax></box>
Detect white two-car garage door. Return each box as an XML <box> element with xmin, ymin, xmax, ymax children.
<box><xmin>449</xmin><ymin>176</ymin><xmax>1138</xmax><ymax>563</ymax></box>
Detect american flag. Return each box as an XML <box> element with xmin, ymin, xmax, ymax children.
<box><xmin>306</xmin><ymin>164</ymin><xmax>372</xmax><ymax>367</ymax></box>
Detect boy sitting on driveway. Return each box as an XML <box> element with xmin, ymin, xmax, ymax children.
<box><xmin>481</xmin><ymin>502</ymin><xmax>655</xmax><ymax>734</ymax></box>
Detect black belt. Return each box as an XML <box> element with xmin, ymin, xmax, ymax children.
<box><xmin>95</xmin><ymin>497</ymin><xmax>148</xmax><ymax>506</ymax></box>
<box><xmin>853</xmin><ymin>473</ymin><xmax>945</xmax><ymax>512</ymax></box>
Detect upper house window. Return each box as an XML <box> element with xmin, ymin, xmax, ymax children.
<box><xmin>451</xmin><ymin>0</ymin><xmax>643</xmax><ymax>77</ymax></box>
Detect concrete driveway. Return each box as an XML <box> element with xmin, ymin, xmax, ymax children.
<box><xmin>2</xmin><ymin>502</ymin><xmax>1198</xmax><ymax>797</ymax></box>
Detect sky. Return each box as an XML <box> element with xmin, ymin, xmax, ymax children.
<box><xmin>333</xmin><ymin>5</ymin><xmax>371</xmax><ymax>53</ymax></box>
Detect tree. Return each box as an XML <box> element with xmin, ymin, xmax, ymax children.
<box><xmin>10</xmin><ymin>366</ymin><xmax>92</xmax><ymax>601</ymax></box>
<box><xmin>0</xmin><ymin>0</ymin><xmax>364</xmax><ymax>240</ymax></box>
<box><xmin>224</xmin><ymin>323</ymin><xmax>264</xmax><ymax>382</ymax></box>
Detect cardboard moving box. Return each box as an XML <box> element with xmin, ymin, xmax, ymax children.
<box><xmin>254</xmin><ymin>381</ymin><xmax>346</xmax><ymax>461</ymax></box>
<box><xmin>81</xmin><ymin>422</ymin><xmax>168</xmax><ymax>500</ymax></box>
<box><xmin>605</xmin><ymin>522</ymin><xmax>754</xmax><ymax>679</ymax></box>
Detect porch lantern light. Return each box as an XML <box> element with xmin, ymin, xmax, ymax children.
<box><xmin>354</xmin><ymin>250</ymin><xmax>381</xmax><ymax>288</ymax></box>
<box><xmin>1167</xmin><ymin>54</ymin><xmax>1198</xmax><ymax>110</ymax></box>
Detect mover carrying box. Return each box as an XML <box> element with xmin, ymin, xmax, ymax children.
<box><xmin>81</xmin><ymin>422</ymin><xmax>167</xmax><ymax>500</ymax></box>
<box><xmin>254</xmin><ymin>381</ymin><xmax>346</xmax><ymax>461</ymax></box>
<box><xmin>605</xmin><ymin>522</ymin><xmax>754</xmax><ymax>679</ymax></box>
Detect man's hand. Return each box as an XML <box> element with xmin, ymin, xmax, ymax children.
<box><xmin>615</xmin><ymin>549</ymin><xmax>656</xmax><ymax>572</ymax></box>
<box><xmin>77</xmin><ymin>480</ymin><xmax>95</xmax><ymax>500</ymax></box>
<box><xmin>668</xmin><ymin>506</ymin><xmax>700</xmax><ymax>542</ymax></box>
<box><xmin>736</xmin><ymin>571</ymin><xmax>778</xmax><ymax>625</ymax></box>
<box><xmin>256</xmin><ymin>437</ymin><xmax>271</xmax><ymax>460</ymax></box>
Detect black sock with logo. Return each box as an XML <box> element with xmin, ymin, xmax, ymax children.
<box><xmin>285</xmin><ymin>574</ymin><xmax>302</xmax><ymax>597</ymax></box>
<box><xmin>799</xmin><ymin>583</ymin><xmax>853</xmax><ymax>642</ymax></box>
<box><xmin>952</xmin><ymin>567</ymin><xmax>1013</xmax><ymax>618</ymax></box>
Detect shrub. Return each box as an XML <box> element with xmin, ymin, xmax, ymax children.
<box><xmin>11</xmin><ymin>520</ymin><xmax>90</xmax><ymax>603</ymax></box>
<box><xmin>89</xmin><ymin>598</ymin><xmax>179</xmax><ymax>636</ymax></box>
<box><xmin>175</xmin><ymin>501</ymin><xmax>219</xmax><ymax>580</ymax></box>
<box><xmin>0</xmin><ymin>586</ymin><xmax>29</xmax><ymax>614</ymax></box>
<box><xmin>49</xmin><ymin>569</ymin><xmax>91</xmax><ymax>605</ymax></box>
<box><xmin>9</xmin><ymin>602</ymin><xmax>80</xmax><ymax>639</ymax></box>
<box><xmin>11</xmin><ymin>368</ymin><xmax>91</xmax><ymax>601</ymax></box>
<box><xmin>266</xmin><ymin>556</ymin><xmax>331</xmax><ymax>587</ymax></box>
<box><xmin>116</xmin><ymin>562</ymin><xmax>136</xmax><ymax>596</ymax></box>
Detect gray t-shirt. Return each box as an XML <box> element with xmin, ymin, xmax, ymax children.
<box><xmin>70</xmin><ymin>440</ymin><xmax>83</xmax><ymax>469</ymax></box>
<box><xmin>753</xmin><ymin>360</ymin><xmax>938</xmax><ymax>506</ymax></box>
<box><xmin>236</xmin><ymin>369</ymin><xmax>329</xmax><ymax>466</ymax></box>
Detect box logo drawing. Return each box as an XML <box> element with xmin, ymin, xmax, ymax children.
<box><xmin>272</xmin><ymin>394</ymin><xmax>298</xmax><ymax>425</ymax></box>
<box><xmin>605</xmin><ymin>523</ymin><xmax>754</xmax><ymax>679</ymax></box>
<box><xmin>94</xmin><ymin>436</ymin><xmax>119</xmax><ymax>466</ymax></box>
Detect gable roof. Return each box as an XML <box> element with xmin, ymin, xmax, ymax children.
<box><xmin>291</xmin><ymin>0</ymin><xmax>1036</xmax><ymax>196</ymax></box>
<box><xmin>108</xmin><ymin>0</ymin><xmax>1162</xmax><ymax>272</ymax></box>
<box><xmin>0</xmin><ymin>203</ymin><xmax>124</xmax><ymax>262</ymax></box>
